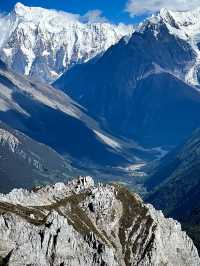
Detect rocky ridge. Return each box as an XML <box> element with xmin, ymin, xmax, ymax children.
<box><xmin>0</xmin><ymin>176</ymin><xmax>199</xmax><ymax>265</ymax></box>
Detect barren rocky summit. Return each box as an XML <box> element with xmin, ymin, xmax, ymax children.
<box><xmin>0</xmin><ymin>176</ymin><xmax>199</xmax><ymax>266</ymax></box>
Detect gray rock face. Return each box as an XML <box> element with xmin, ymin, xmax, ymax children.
<box><xmin>0</xmin><ymin>176</ymin><xmax>199</xmax><ymax>265</ymax></box>
<box><xmin>0</xmin><ymin>3</ymin><xmax>133</xmax><ymax>83</ymax></box>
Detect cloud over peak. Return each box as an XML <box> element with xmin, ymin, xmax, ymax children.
<box><xmin>82</xmin><ymin>10</ymin><xmax>108</xmax><ymax>23</ymax></box>
<box><xmin>126</xmin><ymin>0</ymin><xmax>200</xmax><ymax>16</ymax></box>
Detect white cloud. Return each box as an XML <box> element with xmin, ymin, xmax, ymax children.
<box><xmin>55</xmin><ymin>9</ymin><xmax>108</xmax><ymax>24</ymax></box>
<box><xmin>82</xmin><ymin>10</ymin><xmax>108</xmax><ymax>23</ymax></box>
<box><xmin>125</xmin><ymin>0</ymin><xmax>200</xmax><ymax>16</ymax></box>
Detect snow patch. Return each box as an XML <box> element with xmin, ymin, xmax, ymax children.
<box><xmin>93</xmin><ymin>130</ymin><xmax>122</xmax><ymax>150</ymax></box>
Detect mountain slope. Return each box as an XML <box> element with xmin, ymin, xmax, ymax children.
<box><xmin>0</xmin><ymin>59</ymin><xmax>150</xmax><ymax>170</ymax></box>
<box><xmin>0</xmin><ymin>121</ymin><xmax>72</xmax><ymax>193</ymax></box>
<box><xmin>146</xmin><ymin>128</ymin><xmax>200</xmax><ymax>214</ymax></box>
<box><xmin>0</xmin><ymin>2</ymin><xmax>133</xmax><ymax>83</ymax></box>
<box><xmin>54</xmin><ymin>9</ymin><xmax>200</xmax><ymax>147</ymax></box>
<box><xmin>0</xmin><ymin>176</ymin><xmax>199</xmax><ymax>265</ymax></box>
<box><xmin>145</xmin><ymin>128</ymin><xmax>200</xmax><ymax>251</ymax></box>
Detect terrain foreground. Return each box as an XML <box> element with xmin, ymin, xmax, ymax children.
<box><xmin>0</xmin><ymin>176</ymin><xmax>199</xmax><ymax>266</ymax></box>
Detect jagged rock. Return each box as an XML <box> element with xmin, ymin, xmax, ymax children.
<box><xmin>0</xmin><ymin>176</ymin><xmax>199</xmax><ymax>265</ymax></box>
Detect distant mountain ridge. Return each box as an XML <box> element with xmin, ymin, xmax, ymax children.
<box><xmin>0</xmin><ymin>2</ymin><xmax>133</xmax><ymax>83</ymax></box>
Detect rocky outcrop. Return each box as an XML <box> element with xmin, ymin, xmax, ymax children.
<box><xmin>0</xmin><ymin>176</ymin><xmax>199</xmax><ymax>265</ymax></box>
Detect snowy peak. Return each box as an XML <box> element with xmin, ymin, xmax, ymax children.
<box><xmin>14</xmin><ymin>2</ymin><xmax>30</xmax><ymax>15</ymax></box>
<box><xmin>159</xmin><ymin>8</ymin><xmax>200</xmax><ymax>86</ymax></box>
<box><xmin>148</xmin><ymin>7</ymin><xmax>200</xmax><ymax>40</ymax></box>
<box><xmin>13</xmin><ymin>2</ymin><xmax>81</xmax><ymax>25</ymax></box>
<box><xmin>135</xmin><ymin>7</ymin><xmax>200</xmax><ymax>86</ymax></box>
<box><xmin>160</xmin><ymin>7</ymin><xmax>200</xmax><ymax>27</ymax></box>
<box><xmin>138</xmin><ymin>7</ymin><xmax>200</xmax><ymax>39</ymax></box>
<box><xmin>0</xmin><ymin>3</ymin><xmax>134</xmax><ymax>83</ymax></box>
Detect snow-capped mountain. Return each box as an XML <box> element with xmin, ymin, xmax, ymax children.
<box><xmin>0</xmin><ymin>176</ymin><xmax>199</xmax><ymax>266</ymax></box>
<box><xmin>55</xmin><ymin>7</ymin><xmax>200</xmax><ymax>148</ymax></box>
<box><xmin>142</xmin><ymin>8</ymin><xmax>200</xmax><ymax>86</ymax></box>
<box><xmin>0</xmin><ymin>2</ymin><xmax>133</xmax><ymax>83</ymax></box>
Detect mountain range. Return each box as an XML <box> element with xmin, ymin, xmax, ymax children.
<box><xmin>55</xmin><ymin>8</ymin><xmax>200</xmax><ymax>148</ymax></box>
<box><xmin>0</xmin><ymin>3</ymin><xmax>200</xmax><ymax>264</ymax></box>
<box><xmin>54</xmin><ymin>7</ymin><xmax>200</xmax><ymax>255</ymax></box>
<box><xmin>0</xmin><ymin>3</ymin><xmax>133</xmax><ymax>83</ymax></box>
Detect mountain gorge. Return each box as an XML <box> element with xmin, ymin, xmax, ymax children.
<box><xmin>55</xmin><ymin>8</ymin><xmax>200</xmax><ymax>148</ymax></box>
<box><xmin>0</xmin><ymin>3</ymin><xmax>133</xmax><ymax>83</ymax></box>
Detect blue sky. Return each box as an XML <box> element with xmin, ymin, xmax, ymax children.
<box><xmin>0</xmin><ymin>0</ymin><xmax>145</xmax><ymax>24</ymax></box>
<box><xmin>1</xmin><ymin>0</ymin><xmax>199</xmax><ymax>24</ymax></box>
